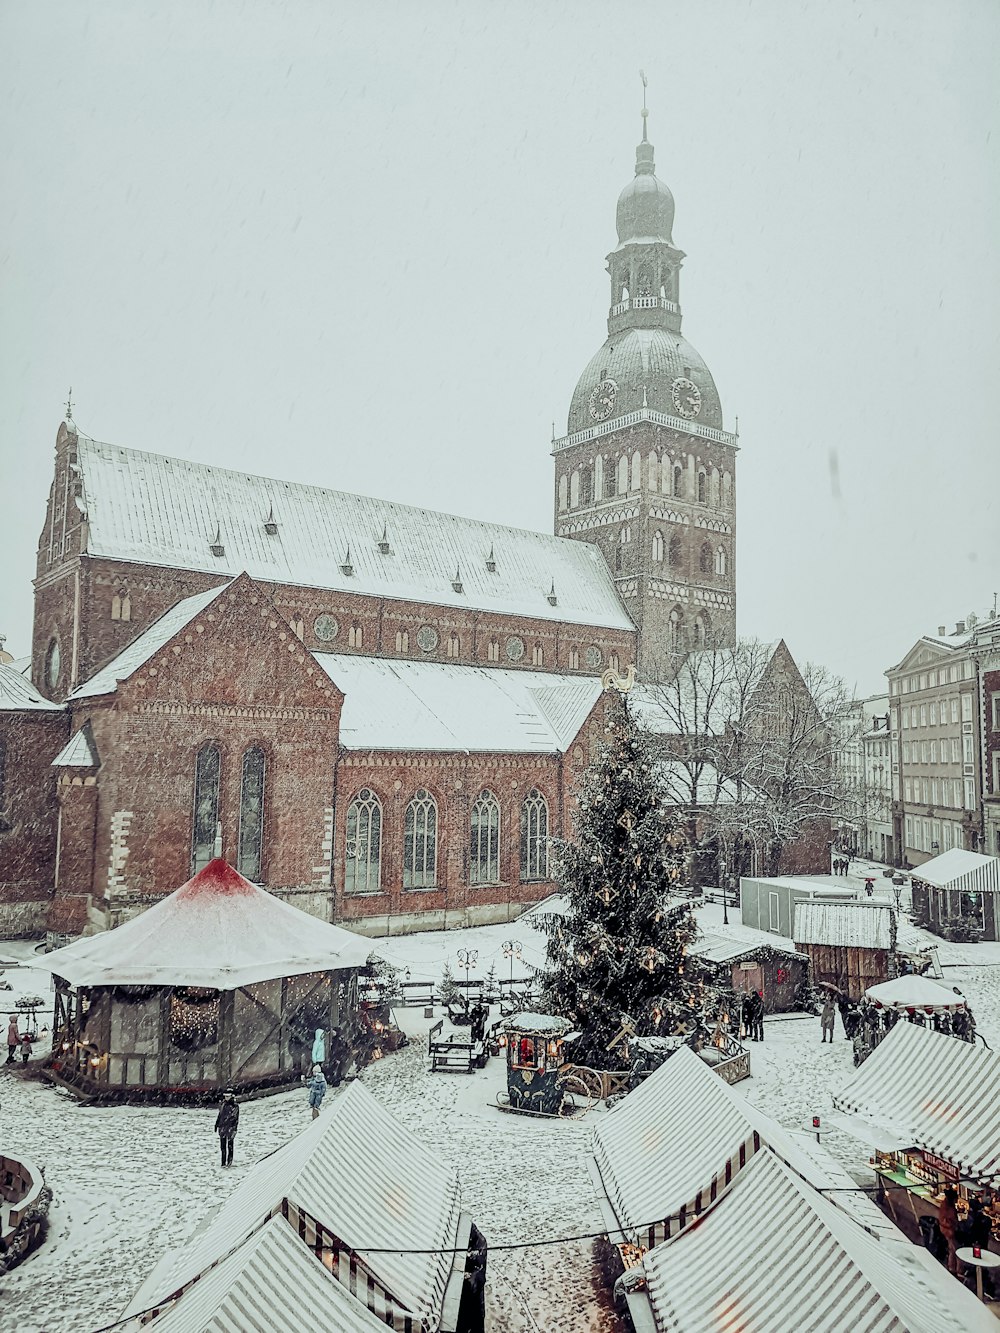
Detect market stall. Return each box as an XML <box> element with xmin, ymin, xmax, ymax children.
<box><xmin>909</xmin><ymin>848</ymin><xmax>1000</xmax><ymax>941</ymax></box>
<box><xmin>690</xmin><ymin>933</ymin><xmax>809</xmax><ymax>1013</ymax></box>
<box><xmin>793</xmin><ymin>902</ymin><xmax>896</xmax><ymax>1000</ymax></box>
<box><xmin>35</xmin><ymin>859</ymin><xmax>372</xmax><ymax>1101</ymax></box>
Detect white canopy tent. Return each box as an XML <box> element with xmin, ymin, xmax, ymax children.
<box><xmin>36</xmin><ymin>858</ymin><xmax>372</xmax><ymax>988</ymax></box>
<box><xmin>865</xmin><ymin>974</ymin><xmax>968</xmax><ymax>1013</ymax></box>
<box><xmin>633</xmin><ymin>1149</ymin><xmax>996</xmax><ymax>1333</ymax></box>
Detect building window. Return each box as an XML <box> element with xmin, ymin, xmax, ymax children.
<box><xmin>921</xmin><ymin>777</ymin><xmax>929</xmax><ymax>803</ymax></box>
<box><xmin>111</xmin><ymin>590</ymin><xmax>131</xmax><ymax>622</ymax></box>
<box><xmin>487</xmin><ymin>639</ymin><xmax>500</xmax><ymax>663</ymax></box>
<box><xmin>291</xmin><ymin>615</ymin><xmax>305</xmax><ymax>640</ymax></box>
<box><xmin>570</xmin><ymin>470</ymin><xmax>580</xmax><ymax>508</ymax></box>
<box><xmin>569</xmin><ymin>647</ymin><xmax>580</xmax><ymax>670</ymax></box>
<box><xmin>403</xmin><ymin>789</ymin><xmax>437</xmax><ymax>889</ymax></box>
<box><xmin>768</xmin><ymin>891</ymin><xmax>779</xmax><ymax>931</ymax></box>
<box><xmin>951</xmin><ymin>737</ymin><xmax>961</xmax><ymax>763</ymax></box>
<box><xmin>910</xmin><ymin>706</ymin><xmax>917</xmax><ymax>727</ymax></box>
<box><xmin>237</xmin><ymin>747</ymin><xmax>266</xmax><ymax>882</ymax></box>
<box><xmin>962</xmin><ymin>694</ymin><xmax>973</xmax><ymax>722</ymax></box>
<box><xmin>558</xmin><ymin>474</ymin><xmax>568</xmax><ymax>512</ymax></box>
<box><xmin>580</xmin><ymin>466</ymin><xmax>593</xmax><ymax>507</ymax></box>
<box><xmin>699</xmin><ymin>542</ymin><xmax>712</xmax><ymax>573</ymax></box>
<box><xmin>349</xmin><ymin>624</ymin><xmax>363</xmax><ymax>649</ymax></box>
<box><xmin>715</xmin><ymin>546</ymin><xmax>727</xmax><ymax>576</ymax></box>
<box><xmin>652</xmin><ymin>530</ymin><xmax>664</xmax><ymax>562</ymax></box>
<box><xmin>931</xmin><ymin>778</ymin><xmax>939</xmax><ymax>805</ymax></box>
<box><xmin>902</xmin><ymin>742</ymin><xmax>910</xmax><ymax>764</ymax></box>
<box><xmin>673</xmin><ymin>464</ymin><xmax>684</xmax><ymax>498</ymax></box>
<box><xmin>903</xmin><ymin>777</ymin><xmax>912</xmax><ymax>801</ymax></box>
<box><xmin>345</xmin><ymin>788</ymin><xmax>381</xmax><ymax>893</ymax></box>
<box><xmin>609</xmin><ymin>652</ymin><xmax>620</xmax><ymax>674</ymax></box>
<box><xmin>520</xmin><ymin>789</ymin><xmax>548</xmax><ymax>881</ymax></box>
<box><xmin>620</xmin><ymin>525</ymin><xmax>631</xmax><ymax>544</ymax></box>
<box><xmin>992</xmin><ymin>751</ymin><xmax>1000</xmax><ymax>794</ymax></box>
<box><xmin>470</xmin><ymin>791</ymin><xmax>500</xmax><ymax>885</ymax></box>
<box><xmin>616</xmin><ymin>456</ymin><xmax>629</xmax><ymax>495</ymax></box>
<box><xmin>394</xmin><ymin>630</ymin><xmax>409</xmax><ymax>653</ymax></box>
<box><xmin>697</xmin><ymin>471</ymin><xmax>707</xmax><ymax>504</ymax></box>
<box><xmin>668</xmin><ymin>535</ymin><xmax>682</xmax><ymax>568</ymax></box>
<box><xmin>45</xmin><ymin>638</ymin><xmax>61</xmax><ymax>692</ymax></box>
<box><xmin>447</xmin><ymin>632</ymin><xmax>460</xmax><ymax>658</ymax></box>
<box><xmin>532</xmin><ymin>644</ymin><xmax>544</xmax><ymax>666</ymax></box>
<box><xmin>669</xmin><ymin>608</ymin><xmax>683</xmax><ymax>651</ymax></box>
<box><xmin>929</xmin><ymin>701</ymin><xmax>938</xmax><ymax>726</ymax></box>
<box><xmin>930</xmin><ymin>740</ymin><xmax>938</xmax><ymax>764</ymax></box>
<box><xmin>920</xmin><ymin>705</ymin><xmax>927</xmax><ymax>727</ymax></box>
<box><xmin>191</xmin><ymin>743</ymin><xmax>221</xmax><ymax>875</ymax></box>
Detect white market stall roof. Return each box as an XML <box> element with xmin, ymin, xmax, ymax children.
<box><xmin>0</xmin><ymin>662</ymin><xmax>62</xmax><ymax>712</ymax></box>
<box><xmin>910</xmin><ymin>847</ymin><xmax>1000</xmax><ymax>893</ymax></box>
<box><xmin>72</xmin><ymin>433</ymin><xmax>634</xmax><ymax>630</ymax></box>
<box><xmin>793</xmin><ymin>901</ymin><xmax>895</xmax><ymax>950</ymax></box>
<box><xmin>130</xmin><ymin>1215</ymin><xmax>389</xmax><ymax>1333</ymax></box>
<box><xmin>123</xmin><ymin>1080</ymin><xmax>465</xmax><ymax>1332</ymax></box>
<box><xmin>637</xmin><ymin>1148</ymin><xmax>996</xmax><ymax>1333</ymax></box>
<box><xmin>590</xmin><ymin>1045</ymin><xmax>892</xmax><ymax>1249</ymax></box>
<box><xmin>36</xmin><ymin>859</ymin><xmax>372</xmax><ymax>987</ymax></box>
<box><xmin>832</xmin><ymin>1021</ymin><xmax>1000</xmax><ymax>1178</ymax></box>
<box><xmin>865</xmin><ymin>975</ymin><xmax>968</xmax><ymax>1012</ymax></box>
<box><xmin>692</xmin><ymin>931</ymin><xmax>808</xmax><ymax>966</ymax></box>
<box><xmin>314</xmin><ymin>654</ymin><xmax>602</xmax><ymax>753</ymax></box>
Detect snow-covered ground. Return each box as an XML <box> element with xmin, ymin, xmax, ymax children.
<box><xmin>2</xmin><ymin>874</ymin><xmax>999</xmax><ymax>1333</ymax></box>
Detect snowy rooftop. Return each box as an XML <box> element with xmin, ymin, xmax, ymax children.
<box><xmin>0</xmin><ymin>662</ymin><xmax>62</xmax><ymax>712</ymax></box>
<box><xmin>793</xmin><ymin>902</ymin><xmax>895</xmax><ymax>950</ymax></box>
<box><xmin>73</xmin><ymin>434</ymin><xmax>634</xmax><ymax>630</ymax></box>
<box><xmin>865</xmin><ymin>974</ymin><xmax>968</xmax><ymax>1011</ymax></box>
<box><xmin>832</xmin><ymin>1021</ymin><xmax>1000</xmax><ymax>1178</ymax></box>
<box><xmin>314</xmin><ymin>654</ymin><xmax>603</xmax><ymax>753</ymax></box>
<box><xmin>910</xmin><ymin>847</ymin><xmax>1000</xmax><ymax>892</ymax></box>
<box><xmin>125</xmin><ymin>1080</ymin><xmax>464</xmax><ymax>1330</ymax></box>
<box><xmin>692</xmin><ymin>931</ymin><xmax>807</xmax><ymax>965</ymax></box>
<box><xmin>638</xmin><ymin>1148</ymin><xmax>996</xmax><ymax>1333</ymax></box>
<box><xmin>51</xmin><ymin>724</ymin><xmax>100</xmax><ymax>768</ymax></box>
<box><xmin>36</xmin><ymin>858</ymin><xmax>371</xmax><ymax>987</ymax></box>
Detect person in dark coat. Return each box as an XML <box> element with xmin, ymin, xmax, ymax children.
<box><xmin>6</xmin><ymin>1017</ymin><xmax>18</xmax><ymax>1064</ymax></box>
<box><xmin>214</xmin><ymin>1088</ymin><xmax>239</xmax><ymax>1166</ymax></box>
<box><xmin>740</xmin><ymin>992</ymin><xmax>754</xmax><ymax>1040</ymax></box>
<box><xmin>749</xmin><ymin>990</ymin><xmax>765</xmax><ymax>1042</ymax></box>
<box><xmin>937</xmin><ymin>1186</ymin><xmax>959</xmax><ymax>1275</ymax></box>
<box><xmin>820</xmin><ymin>998</ymin><xmax>836</xmax><ymax>1042</ymax></box>
<box><xmin>843</xmin><ymin>1004</ymin><xmax>860</xmax><ymax>1041</ymax></box>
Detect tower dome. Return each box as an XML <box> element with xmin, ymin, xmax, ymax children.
<box><xmin>616</xmin><ymin>135</ymin><xmax>675</xmax><ymax>244</ymax></box>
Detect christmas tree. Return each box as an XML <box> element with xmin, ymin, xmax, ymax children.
<box><xmin>538</xmin><ymin>691</ymin><xmax>705</xmax><ymax>1065</ymax></box>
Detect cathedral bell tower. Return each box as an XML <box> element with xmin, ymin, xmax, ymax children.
<box><xmin>553</xmin><ymin>98</ymin><xmax>738</xmax><ymax>678</ymax></box>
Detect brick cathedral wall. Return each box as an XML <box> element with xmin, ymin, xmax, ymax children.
<box><xmin>0</xmin><ymin>710</ymin><xmax>67</xmax><ymax>930</ymax></box>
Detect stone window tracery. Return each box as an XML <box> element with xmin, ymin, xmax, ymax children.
<box><xmin>403</xmin><ymin>789</ymin><xmax>437</xmax><ymax>889</ymax></box>
<box><xmin>191</xmin><ymin>742</ymin><xmax>221</xmax><ymax>875</ymax></box>
<box><xmin>447</xmin><ymin>632</ymin><xmax>461</xmax><ymax>658</ymax></box>
<box><xmin>697</xmin><ymin>471</ymin><xmax>707</xmax><ymax>504</ymax></box>
<box><xmin>715</xmin><ymin>546</ymin><xmax>728</xmax><ymax>576</ymax></box>
<box><xmin>520</xmin><ymin>789</ymin><xmax>549</xmax><ymax>882</ymax></box>
<box><xmin>673</xmin><ymin>465</ymin><xmax>684</xmax><ymax>498</ymax></box>
<box><xmin>652</xmin><ymin>530</ymin><xmax>664</xmax><ymax>562</ymax></box>
<box><xmin>532</xmin><ymin>644</ymin><xmax>544</xmax><ymax>666</ymax></box>
<box><xmin>395</xmin><ymin>630</ymin><xmax>409</xmax><ymax>653</ymax></box>
<box><xmin>237</xmin><ymin>746</ymin><xmax>266</xmax><ymax>882</ymax></box>
<box><xmin>470</xmin><ymin>791</ymin><xmax>500</xmax><ymax>885</ymax></box>
<box><xmin>345</xmin><ymin>788</ymin><xmax>381</xmax><ymax>893</ymax></box>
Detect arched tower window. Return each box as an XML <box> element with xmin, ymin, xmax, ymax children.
<box><xmin>191</xmin><ymin>743</ymin><xmax>221</xmax><ymax>874</ymax></box>
<box><xmin>669</xmin><ymin>535</ymin><xmax>683</xmax><ymax>568</ymax></box>
<box><xmin>646</xmin><ymin>453</ymin><xmax>658</xmax><ymax>491</ymax></box>
<box><xmin>693</xmin><ymin>619</ymin><xmax>705</xmax><ymax>648</ymax></box>
<box><xmin>569</xmin><ymin>647</ymin><xmax>580</xmax><ymax>670</ymax></box>
<box><xmin>711</xmin><ymin>467</ymin><xmax>721</xmax><ymax>508</ymax></box>
<box><xmin>447</xmin><ymin>632</ymin><xmax>461</xmax><ymax>658</ymax></box>
<box><xmin>558</xmin><ymin>474</ymin><xmax>568</xmax><ymax>512</ymax></box>
<box><xmin>395</xmin><ymin>630</ymin><xmax>409</xmax><ymax>653</ymax></box>
<box><xmin>291</xmin><ymin>615</ymin><xmax>304</xmax><ymax>640</ymax></box>
<box><xmin>579</xmin><ymin>466</ymin><xmax>593</xmax><ymax>506</ymax></box>
<box><xmin>652</xmin><ymin>530</ymin><xmax>664</xmax><ymax>562</ymax></box>
<box><xmin>609</xmin><ymin>652</ymin><xmax>620</xmax><ymax>674</ymax></box>
<box><xmin>237</xmin><ymin>747</ymin><xmax>266</xmax><ymax>881</ymax></box>
<box><xmin>673</xmin><ymin>464</ymin><xmax>684</xmax><ymax>498</ymax></box>
<box><xmin>715</xmin><ymin>546</ymin><xmax>728</xmax><ymax>576</ymax></box>
<box><xmin>345</xmin><ymin>788</ymin><xmax>381</xmax><ymax>893</ymax></box>
<box><xmin>520</xmin><ymin>789</ymin><xmax>549</xmax><ymax>882</ymax></box>
<box><xmin>403</xmin><ymin>789</ymin><xmax>437</xmax><ymax>889</ymax></box>
<box><xmin>470</xmin><ymin>791</ymin><xmax>500</xmax><ymax>885</ymax></box>
<box><xmin>616</xmin><ymin>456</ymin><xmax>629</xmax><ymax>495</ymax></box>
<box><xmin>594</xmin><ymin>455</ymin><xmax>604</xmax><ymax>500</ymax></box>
<box><xmin>349</xmin><ymin>624</ymin><xmax>363</xmax><ymax>649</ymax></box>
<box><xmin>630</xmin><ymin>451</ymin><xmax>641</xmax><ymax>492</ymax></box>
<box><xmin>570</xmin><ymin>470</ymin><xmax>580</xmax><ymax>508</ymax></box>
<box><xmin>697</xmin><ymin>471</ymin><xmax>707</xmax><ymax>504</ymax></box>
<box><xmin>532</xmin><ymin>644</ymin><xmax>544</xmax><ymax>666</ymax></box>
<box><xmin>723</xmin><ymin>471</ymin><xmax>733</xmax><ymax>509</ymax></box>
<box><xmin>488</xmin><ymin>639</ymin><xmax>500</xmax><ymax>663</ymax></box>
<box><xmin>700</xmin><ymin>542</ymin><xmax>712</xmax><ymax>573</ymax></box>
<box><xmin>668</xmin><ymin>609</ymin><xmax>683</xmax><ymax>651</ymax></box>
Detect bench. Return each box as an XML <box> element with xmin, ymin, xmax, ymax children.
<box><xmin>428</xmin><ymin>1018</ymin><xmax>482</xmax><ymax>1074</ymax></box>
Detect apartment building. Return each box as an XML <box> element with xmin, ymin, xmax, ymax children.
<box><xmin>863</xmin><ymin>709</ymin><xmax>893</xmax><ymax>864</ymax></box>
<box><xmin>970</xmin><ymin>616</ymin><xmax>1000</xmax><ymax>859</ymax></box>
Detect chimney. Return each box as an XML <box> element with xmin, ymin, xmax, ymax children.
<box><xmin>956</xmin><ymin>620</ymin><xmax>966</xmax><ymax>634</ymax></box>
<box><xmin>937</xmin><ymin>625</ymin><xmax>946</xmax><ymax>637</ymax></box>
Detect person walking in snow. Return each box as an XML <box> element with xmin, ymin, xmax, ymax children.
<box><xmin>18</xmin><ymin>1031</ymin><xmax>33</xmax><ymax>1064</ymax></box>
<box><xmin>749</xmin><ymin>990</ymin><xmax>765</xmax><ymax>1042</ymax></box>
<box><xmin>214</xmin><ymin>1088</ymin><xmax>239</xmax><ymax>1167</ymax></box>
<box><xmin>311</xmin><ymin>1028</ymin><xmax>326</xmax><ymax>1064</ymax></box>
<box><xmin>6</xmin><ymin>1017</ymin><xmax>18</xmax><ymax>1063</ymax></box>
<box><xmin>820</xmin><ymin>998</ymin><xmax>836</xmax><ymax>1043</ymax></box>
<box><xmin>306</xmin><ymin>1064</ymin><xmax>327</xmax><ymax>1119</ymax></box>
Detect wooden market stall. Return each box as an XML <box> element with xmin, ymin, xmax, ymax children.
<box><xmin>793</xmin><ymin>902</ymin><xmax>896</xmax><ymax>1000</ymax></box>
<box><xmin>909</xmin><ymin>849</ymin><xmax>1000</xmax><ymax>941</ymax></box>
<box><xmin>35</xmin><ymin>859</ymin><xmax>372</xmax><ymax>1101</ymax></box>
<box><xmin>832</xmin><ymin>1022</ymin><xmax>1000</xmax><ymax>1265</ymax></box>
<box><xmin>120</xmin><ymin>1080</ymin><xmax>487</xmax><ymax>1333</ymax></box>
<box><xmin>691</xmin><ymin>932</ymin><xmax>809</xmax><ymax>1013</ymax></box>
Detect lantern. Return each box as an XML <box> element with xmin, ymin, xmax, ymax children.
<box><xmin>547</xmin><ymin>1039</ymin><xmax>559</xmax><ymax>1057</ymax></box>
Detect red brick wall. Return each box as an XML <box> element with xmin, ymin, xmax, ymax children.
<box><xmin>0</xmin><ymin>709</ymin><xmax>67</xmax><ymax>931</ymax></box>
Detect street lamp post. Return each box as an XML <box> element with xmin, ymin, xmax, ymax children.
<box><xmin>457</xmin><ymin>948</ymin><xmax>478</xmax><ymax>1003</ymax></box>
<box><xmin>719</xmin><ymin>856</ymin><xmax>729</xmax><ymax>926</ymax></box>
<box><xmin>501</xmin><ymin>939</ymin><xmax>523</xmax><ymax>992</ymax></box>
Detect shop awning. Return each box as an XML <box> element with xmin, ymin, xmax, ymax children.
<box><xmin>865</xmin><ymin>975</ymin><xmax>967</xmax><ymax>1012</ymax></box>
<box><xmin>833</xmin><ymin>1021</ymin><xmax>1000</xmax><ymax>1179</ymax></box>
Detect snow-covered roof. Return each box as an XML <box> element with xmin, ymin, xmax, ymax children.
<box><xmin>637</xmin><ymin>1148</ymin><xmax>996</xmax><ymax>1333</ymax></box>
<box><xmin>910</xmin><ymin>848</ymin><xmax>1000</xmax><ymax>893</ymax></box>
<box><xmin>832</xmin><ymin>1021</ymin><xmax>1000</xmax><ymax>1178</ymax></box>
<box><xmin>74</xmin><ymin>434</ymin><xmax>634</xmax><ymax>630</ymax></box>
<box><xmin>0</xmin><ymin>663</ymin><xmax>62</xmax><ymax>712</ymax></box>
<box><xmin>131</xmin><ymin>1215</ymin><xmax>389</xmax><ymax>1333</ymax></box>
<box><xmin>502</xmin><ymin>1011</ymin><xmax>573</xmax><ymax>1034</ymax></box>
<box><xmin>70</xmin><ymin>582</ymin><xmax>230</xmax><ymax>699</ymax></box>
<box><xmin>36</xmin><ymin>858</ymin><xmax>371</xmax><ymax>987</ymax></box>
<box><xmin>51</xmin><ymin>724</ymin><xmax>99</xmax><ymax>768</ymax></box>
<box><xmin>793</xmin><ymin>902</ymin><xmax>894</xmax><ymax>950</ymax></box>
<box><xmin>124</xmin><ymin>1081</ymin><xmax>464</xmax><ymax>1331</ymax></box>
<box><xmin>314</xmin><ymin>654</ymin><xmax>602</xmax><ymax>753</ymax></box>
<box><xmin>590</xmin><ymin>1045</ymin><xmax>890</xmax><ymax>1250</ymax></box>
<box><xmin>691</xmin><ymin>932</ymin><xmax>807</xmax><ymax>965</ymax></box>
<box><xmin>865</xmin><ymin>975</ymin><xmax>968</xmax><ymax>1012</ymax></box>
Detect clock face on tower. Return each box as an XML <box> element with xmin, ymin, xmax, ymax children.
<box><xmin>589</xmin><ymin>377</ymin><xmax>619</xmax><ymax>421</ymax></box>
<box><xmin>671</xmin><ymin>376</ymin><xmax>702</xmax><ymax>419</ymax></box>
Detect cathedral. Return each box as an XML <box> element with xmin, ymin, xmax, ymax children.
<box><xmin>0</xmin><ymin>110</ymin><xmax>749</xmax><ymax>939</ymax></box>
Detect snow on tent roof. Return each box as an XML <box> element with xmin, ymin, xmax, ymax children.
<box><xmin>691</xmin><ymin>932</ymin><xmax>807</xmax><ymax>966</ymax></box>
<box><xmin>35</xmin><ymin>858</ymin><xmax>371</xmax><ymax>987</ymax></box>
<box><xmin>313</xmin><ymin>654</ymin><xmax>602</xmax><ymax>752</ymax></box>
<box><xmin>832</xmin><ymin>1021</ymin><xmax>1000</xmax><ymax>1178</ymax></box>
<box><xmin>590</xmin><ymin>1046</ymin><xmax>891</xmax><ymax>1249</ymax></box>
<box><xmin>124</xmin><ymin>1081</ymin><xmax>463</xmax><ymax>1331</ymax></box>
<box><xmin>865</xmin><ymin>975</ymin><xmax>968</xmax><ymax>1011</ymax></box>
<box><xmin>910</xmin><ymin>847</ymin><xmax>1000</xmax><ymax>893</ymax></box>
<box><xmin>131</xmin><ymin>1215</ymin><xmax>389</xmax><ymax>1333</ymax></box>
<box><xmin>793</xmin><ymin>901</ymin><xmax>894</xmax><ymax>950</ymax></box>
<box><xmin>74</xmin><ymin>435</ymin><xmax>634</xmax><ymax>630</ymax></box>
<box><xmin>70</xmin><ymin>581</ymin><xmax>231</xmax><ymax>699</ymax></box>
<box><xmin>638</xmin><ymin>1148</ymin><xmax>997</xmax><ymax>1333</ymax></box>
<box><xmin>0</xmin><ymin>662</ymin><xmax>63</xmax><ymax>711</ymax></box>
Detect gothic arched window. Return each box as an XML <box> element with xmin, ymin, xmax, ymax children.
<box><xmin>470</xmin><ymin>790</ymin><xmax>500</xmax><ymax>885</ymax></box>
<box><xmin>697</xmin><ymin>471</ymin><xmax>707</xmax><ymax>504</ymax></box>
<box><xmin>570</xmin><ymin>470</ymin><xmax>580</xmax><ymax>508</ymax></box>
<box><xmin>609</xmin><ymin>652</ymin><xmax>620</xmax><ymax>674</ymax></box>
<box><xmin>191</xmin><ymin>743</ymin><xmax>221</xmax><ymax>874</ymax></box>
<box><xmin>693</xmin><ymin>618</ymin><xmax>706</xmax><ymax>649</ymax></box>
<box><xmin>616</xmin><ymin>455</ymin><xmax>628</xmax><ymax>495</ymax></box>
<box><xmin>669</xmin><ymin>536</ymin><xmax>683</xmax><ymax>569</ymax></box>
<box><xmin>647</xmin><ymin>453</ymin><xmax>658</xmax><ymax>491</ymax></box>
<box><xmin>594</xmin><ymin>455</ymin><xmax>605</xmax><ymax>500</ymax></box>
<box><xmin>520</xmin><ymin>789</ymin><xmax>549</xmax><ymax>882</ymax></box>
<box><xmin>700</xmin><ymin>543</ymin><xmax>712</xmax><ymax>573</ymax></box>
<box><xmin>669</xmin><ymin>609</ymin><xmax>683</xmax><ymax>652</ymax></box>
<box><xmin>652</xmin><ymin>530</ymin><xmax>664</xmax><ymax>562</ymax></box>
<box><xmin>715</xmin><ymin>546</ymin><xmax>728</xmax><ymax>576</ymax></box>
<box><xmin>447</xmin><ymin>632</ymin><xmax>460</xmax><ymax>658</ymax></box>
<box><xmin>345</xmin><ymin>788</ymin><xmax>381</xmax><ymax>893</ymax></box>
<box><xmin>395</xmin><ymin>630</ymin><xmax>409</xmax><ymax>653</ymax></box>
<box><xmin>630</xmin><ymin>451</ymin><xmax>642</xmax><ymax>492</ymax></box>
<box><xmin>237</xmin><ymin>746</ymin><xmax>266</xmax><ymax>881</ymax></box>
<box><xmin>673</xmin><ymin>464</ymin><xmax>684</xmax><ymax>498</ymax></box>
<box><xmin>558</xmin><ymin>474</ymin><xmax>568</xmax><ymax>512</ymax></box>
<box><xmin>579</xmin><ymin>466</ymin><xmax>593</xmax><ymax>507</ymax></box>
<box><xmin>532</xmin><ymin>644</ymin><xmax>544</xmax><ymax>666</ymax></box>
<box><xmin>403</xmin><ymin>789</ymin><xmax>437</xmax><ymax>889</ymax></box>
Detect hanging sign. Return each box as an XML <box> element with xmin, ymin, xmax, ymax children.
<box><xmin>920</xmin><ymin>1151</ymin><xmax>960</xmax><ymax>1182</ymax></box>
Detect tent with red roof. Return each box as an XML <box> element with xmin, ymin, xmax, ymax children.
<box><xmin>37</xmin><ymin>860</ymin><xmax>374</xmax><ymax>1101</ymax></box>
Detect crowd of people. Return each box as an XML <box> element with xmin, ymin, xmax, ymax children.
<box><xmin>819</xmin><ymin>991</ymin><xmax>977</xmax><ymax>1062</ymax></box>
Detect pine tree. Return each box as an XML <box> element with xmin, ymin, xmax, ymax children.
<box><xmin>538</xmin><ymin>692</ymin><xmax>705</xmax><ymax>1065</ymax></box>
<box><xmin>439</xmin><ymin>961</ymin><xmax>459</xmax><ymax>1007</ymax></box>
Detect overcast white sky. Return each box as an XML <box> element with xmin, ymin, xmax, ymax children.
<box><xmin>1</xmin><ymin>0</ymin><xmax>997</xmax><ymax>695</ymax></box>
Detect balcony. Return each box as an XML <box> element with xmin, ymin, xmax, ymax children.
<box><xmin>552</xmin><ymin>407</ymin><xmax>739</xmax><ymax>453</ymax></box>
<box><xmin>609</xmin><ymin>295</ymin><xmax>679</xmax><ymax>316</ymax></box>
